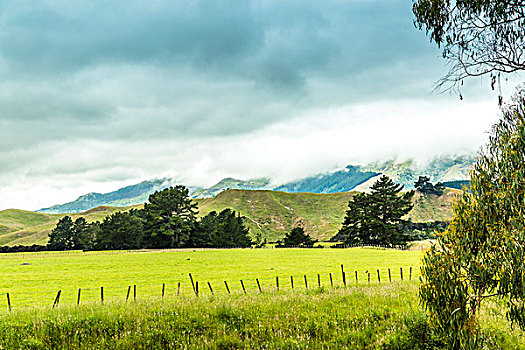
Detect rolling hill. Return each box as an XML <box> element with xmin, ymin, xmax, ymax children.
<box><xmin>0</xmin><ymin>206</ymin><xmax>136</xmax><ymax>246</ymax></box>
<box><xmin>2</xmin><ymin>188</ymin><xmax>460</xmax><ymax>246</ymax></box>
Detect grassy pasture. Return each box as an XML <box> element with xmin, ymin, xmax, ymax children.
<box><xmin>0</xmin><ymin>248</ymin><xmax>422</xmax><ymax>310</ymax></box>
<box><xmin>0</xmin><ymin>284</ymin><xmax>523</xmax><ymax>349</ymax></box>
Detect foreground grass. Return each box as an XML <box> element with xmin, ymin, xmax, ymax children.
<box><xmin>0</xmin><ymin>248</ymin><xmax>421</xmax><ymax>308</ymax></box>
<box><xmin>0</xmin><ymin>283</ymin><xmax>523</xmax><ymax>350</ymax></box>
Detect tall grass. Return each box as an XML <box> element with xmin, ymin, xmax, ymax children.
<box><xmin>0</xmin><ymin>283</ymin><xmax>522</xmax><ymax>349</ymax></box>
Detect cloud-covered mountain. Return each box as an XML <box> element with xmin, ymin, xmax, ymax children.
<box><xmin>38</xmin><ymin>155</ymin><xmax>474</xmax><ymax>214</ymax></box>
<box><xmin>38</xmin><ymin>178</ymin><xmax>184</xmax><ymax>214</ymax></box>
<box><xmin>274</xmin><ymin>165</ymin><xmax>378</xmax><ymax>194</ymax></box>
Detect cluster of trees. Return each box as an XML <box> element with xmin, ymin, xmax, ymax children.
<box><xmin>48</xmin><ymin>186</ymin><xmax>253</xmax><ymax>251</ymax></box>
<box><xmin>276</xmin><ymin>227</ymin><xmax>317</xmax><ymax>248</ymax></box>
<box><xmin>336</xmin><ymin>176</ymin><xmax>414</xmax><ymax>246</ymax></box>
<box><xmin>414</xmin><ymin>176</ymin><xmax>444</xmax><ymax>196</ymax></box>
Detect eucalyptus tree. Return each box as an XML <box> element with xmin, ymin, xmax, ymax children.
<box><xmin>420</xmin><ymin>90</ymin><xmax>525</xmax><ymax>348</ymax></box>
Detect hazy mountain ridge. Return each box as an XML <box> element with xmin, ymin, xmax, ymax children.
<box><xmin>191</xmin><ymin>178</ymin><xmax>271</xmax><ymax>198</ymax></box>
<box><xmin>38</xmin><ymin>178</ymin><xmax>182</xmax><ymax>214</ymax></box>
<box><xmin>361</xmin><ymin>155</ymin><xmax>473</xmax><ymax>190</ymax></box>
<box><xmin>274</xmin><ymin>165</ymin><xmax>378</xmax><ymax>193</ymax></box>
<box><xmin>38</xmin><ymin>156</ymin><xmax>474</xmax><ymax>214</ymax></box>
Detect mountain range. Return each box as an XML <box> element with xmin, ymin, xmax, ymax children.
<box><xmin>38</xmin><ymin>155</ymin><xmax>474</xmax><ymax>214</ymax></box>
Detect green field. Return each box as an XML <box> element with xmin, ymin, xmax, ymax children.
<box><xmin>0</xmin><ymin>248</ymin><xmax>523</xmax><ymax>349</ymax></box>
<box><xmin>0</xmin><ymin>248</ymin><xmax>421</xmax><ymax>309</ymax></box>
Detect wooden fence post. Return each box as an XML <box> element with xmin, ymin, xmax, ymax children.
<box><xmin>77</xmin><ymin>288</ymin><xmax>81</xmax><ymax>305</ymax></box>
<box><xmin>177</xmin><ymin>282</ymin><xmax>181</xmax><ymax>296</ymax></box>
<box><xmin>291</xmin><ymin>276</ymin><xmax>294</xmax><ymax>291</ymax></box>
<box><xmin>101</xmin><ymin>287</ymin><xmax>104</xmax><ymax>305</ymax></box>
<box><xmin>162</xmin><ymin>284</ymin><xmax>165</xmax><ymax>299</ymax></box>
<box><xmin>126</xmin><ymin>286</ymin><xmax>131</xmax><ymax>302</ymax></box>
<box><xmin>207</xmin><ymin>282</ymin><xmax>214</xmax><ymax>295</ymax></box>
<box><xmin>240</xmin><ymin>280</ymin><xmax>246</xmax><ymax>294</ymax></box>
<box><xmin>256</xmin><ymin>279</ymin><xmax>262</xmax><ymax>293</ymax></box>
<box><xmin>368</xmin><ymin>272</ymin><xmax>370</xmax><ymax>284</ymax></box>
<box><xmin>134</xmin><ymin>285</ymin><xmax>137</xmax><ymax>301</ymax></box>
<box><xmin>304</xmin><ymin>275</ymin><xmax>308</xmax><ymax>290</ymax></box>
<box><xmin>355</xmin><ymin>271</ymin><xmax>358</xmax><ymax>284</ymax></box>
<box><xmin>6</xmin><ymin>293</ymin><xmax>11</xmax><ymax>312</ymax></box>
<box><xmin>195</xmin><ymin>282</ymin><xmax>199</xmax><ymax>296</ymax></box>
<box><xmin>276</xmin><ymin>276</ymin><xmax>279</xmax><ymax>291</ymax></box>
<box><xmin>329</xmin><ymin>273</ymin><xmax>333</xmax><ymax>287</ymax></box>
<box><xmin>388</xmin><ymin>268</ymin><xmax>391</xmax><ymax>283</ymax></box>
<box><xmin>400</xmin><ymin>268</ymin><xmax>403</xmax><ymax>281</ymax></box>
<box><xmin>341</xmin><ymin>265</ymin><xmax>346</xmax><ymax>286</ymax></box>
<box><xmin>318</xmin><ymin>274</ymin><xmax>321</xmax><ymax>288</ymax></box>
<box><xmin>410</xmin><ymin>267</ymin><xmax>412</xmax><ymax>281</ymax></box>
<box><xmin>53</xmin><ymin>290</ymin><xmax>61</xmax><ymax>308</ymax></box>
<box><xmin>377</xmin><ymin>269</ymin><xmax>380</xmax><ymax>283</ymax></box>
<box><xmin>224</xmin><ymin>281</ymin><xmax>230</xmax><ymax>294</ymax></box>
<box><xmin>189</xmin><ymin>274</ymin><xmax>196</xmax><ymax>294</ymax></box>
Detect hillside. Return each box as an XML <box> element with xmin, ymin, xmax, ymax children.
<box><xmin>0</xmin><ymin>206</ymin><xmax>135</xmax><ymax>246</ymax></box>
<box><xmin>2</xmin><ymin>188</ymin><xmax>460</xmax><ymax>246</ymax></box>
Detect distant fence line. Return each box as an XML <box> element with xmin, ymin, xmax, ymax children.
<box><xmin>2</xmin><ymin>265</ymin><xmax>417</xmax><ymax>312</ymax></box>
<box><xmin>0</xmin><ymin>244</ymin><xmax>410</xmax><ymax>258</ymax></box>
<box><xmin>329</xmin><ymin>244</ymin><xmax>409</xmax><ymax>250</ymax></box>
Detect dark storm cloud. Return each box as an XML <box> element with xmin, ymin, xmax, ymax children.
<box><xmin>2</xmin><ymin>0</ymin><xmax>493</xmax><ymax>210</ymax></box>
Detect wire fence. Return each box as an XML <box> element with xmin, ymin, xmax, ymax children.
<box><xmin>1</xmin><ymin>265</ymin><xmax>419</xmax><ymax>312</ymax></box>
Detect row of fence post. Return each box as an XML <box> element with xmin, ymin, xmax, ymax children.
<box><xmin>5</xmin><ymin>266</ymin><xmax>414</xmax><ymax>311</ymax></box>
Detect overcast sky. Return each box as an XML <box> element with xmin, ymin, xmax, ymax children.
<box><xmin>0</xmin><ymin>0</ymin><xmax>512</xmax><ymax>211</ymax></box>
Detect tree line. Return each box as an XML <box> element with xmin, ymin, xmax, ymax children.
<box><xmin>47</xmin><ymin>185</ymin><xmax>252</xmax><ymax>251</ymax></box>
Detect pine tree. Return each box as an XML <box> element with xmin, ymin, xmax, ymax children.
<box><xmin>338</xmin><ymin>176</ymin><xmax>414</xmax><ymax>246</ymax></box>
<box><xmin>143</xmin><ymin>185</ymin><xmax>197</xmax><ymax>248</ymax></box>
<box><xmin>369</xmin><ymin>176</ymin><xmax>414</xmax><ymax>244</ymax></box>
<box><xmin>48</xmin><ymin>216</ymin><xmax>75</xmax><ymax>250</ymax></box>
<box><xmin>281</xmin><ymin>227</ymin><xmax>316</xmax><ymax>247</ymax></box>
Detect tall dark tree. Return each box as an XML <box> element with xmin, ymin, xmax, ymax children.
<box><xmin>369</xmin><ymin>176</ymin><xmax>414</xmax><ymax>245</ymax></box>
<box><xmin>48</xmin><ymin>216</ymin><xmax>86</xmax><ymax>250</ymax></box>
<box><xmin>97</xmin><ymin>211</ymin><xmax>144</xmax><ymax>250</ymax></box>
<box><xmin>143</xmin><ymin>186</ymin><xmax>197</xmax><ymax>248</ymax></box>
<box><xmin>187</xmin><ymin>211</ymin><xmax>218</xmax><ymax>248</ymax></box>
<box><xmin>281</xmin><ymin>227</ymin><xmax>317</xmax><ymax>248</ymax></box>
<box><xmin>338</xmin><ymin>176</ymin><xmax>414</xmax><ymax>245</ymax></box>
<box><xmin>48</xmin><ymin>216</ymin><xmax>75</xmax><ymax>250</ymax></box>
<box><xmin>73</xmin><ymin>217</ymin><xmax>88</xmax><ymax>249</ymax></box>
<box><xmin>414</xmin><ymin>176</ymin><xmax>444</xmax><ymax>196</ymax></box>
<box><xmin>80</xmin><ymin>221</ymin><xmax>102</xmax><ymax>251</ymax></box>
<box><xmin>337</xmin><ymin>193</ymin><xmax>378</xmax><ymax>245</ymax></box>
<box><xmin>413</xmin><ymin>0</ymin><xmax>525</xmax><ymax>97</ymax></box>
<box><xmin>188</xmin><ymin>209</ymin><xmax>252</xmax><ymax>248</ymax></box>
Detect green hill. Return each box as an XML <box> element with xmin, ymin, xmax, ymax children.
<box><xmin>0</xmin><ymin>188</ymin><xmax>460</xmax><ymax>246</ymax></box>
<box><xmin>0</xmin><ymin>206</ymin><xmax>136</xmax><ymax>246</ymax></box>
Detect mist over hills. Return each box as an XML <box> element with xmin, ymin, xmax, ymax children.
<box><xmin>38</xmin><ymin>156</ymin><xmax>474</xmax><ymax>214</ymax></box>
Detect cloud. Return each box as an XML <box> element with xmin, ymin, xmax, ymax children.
<box><xmin>0</xmin><ymin>0</ymin><xmax>509</xmax><ymax>210</ymax></box>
